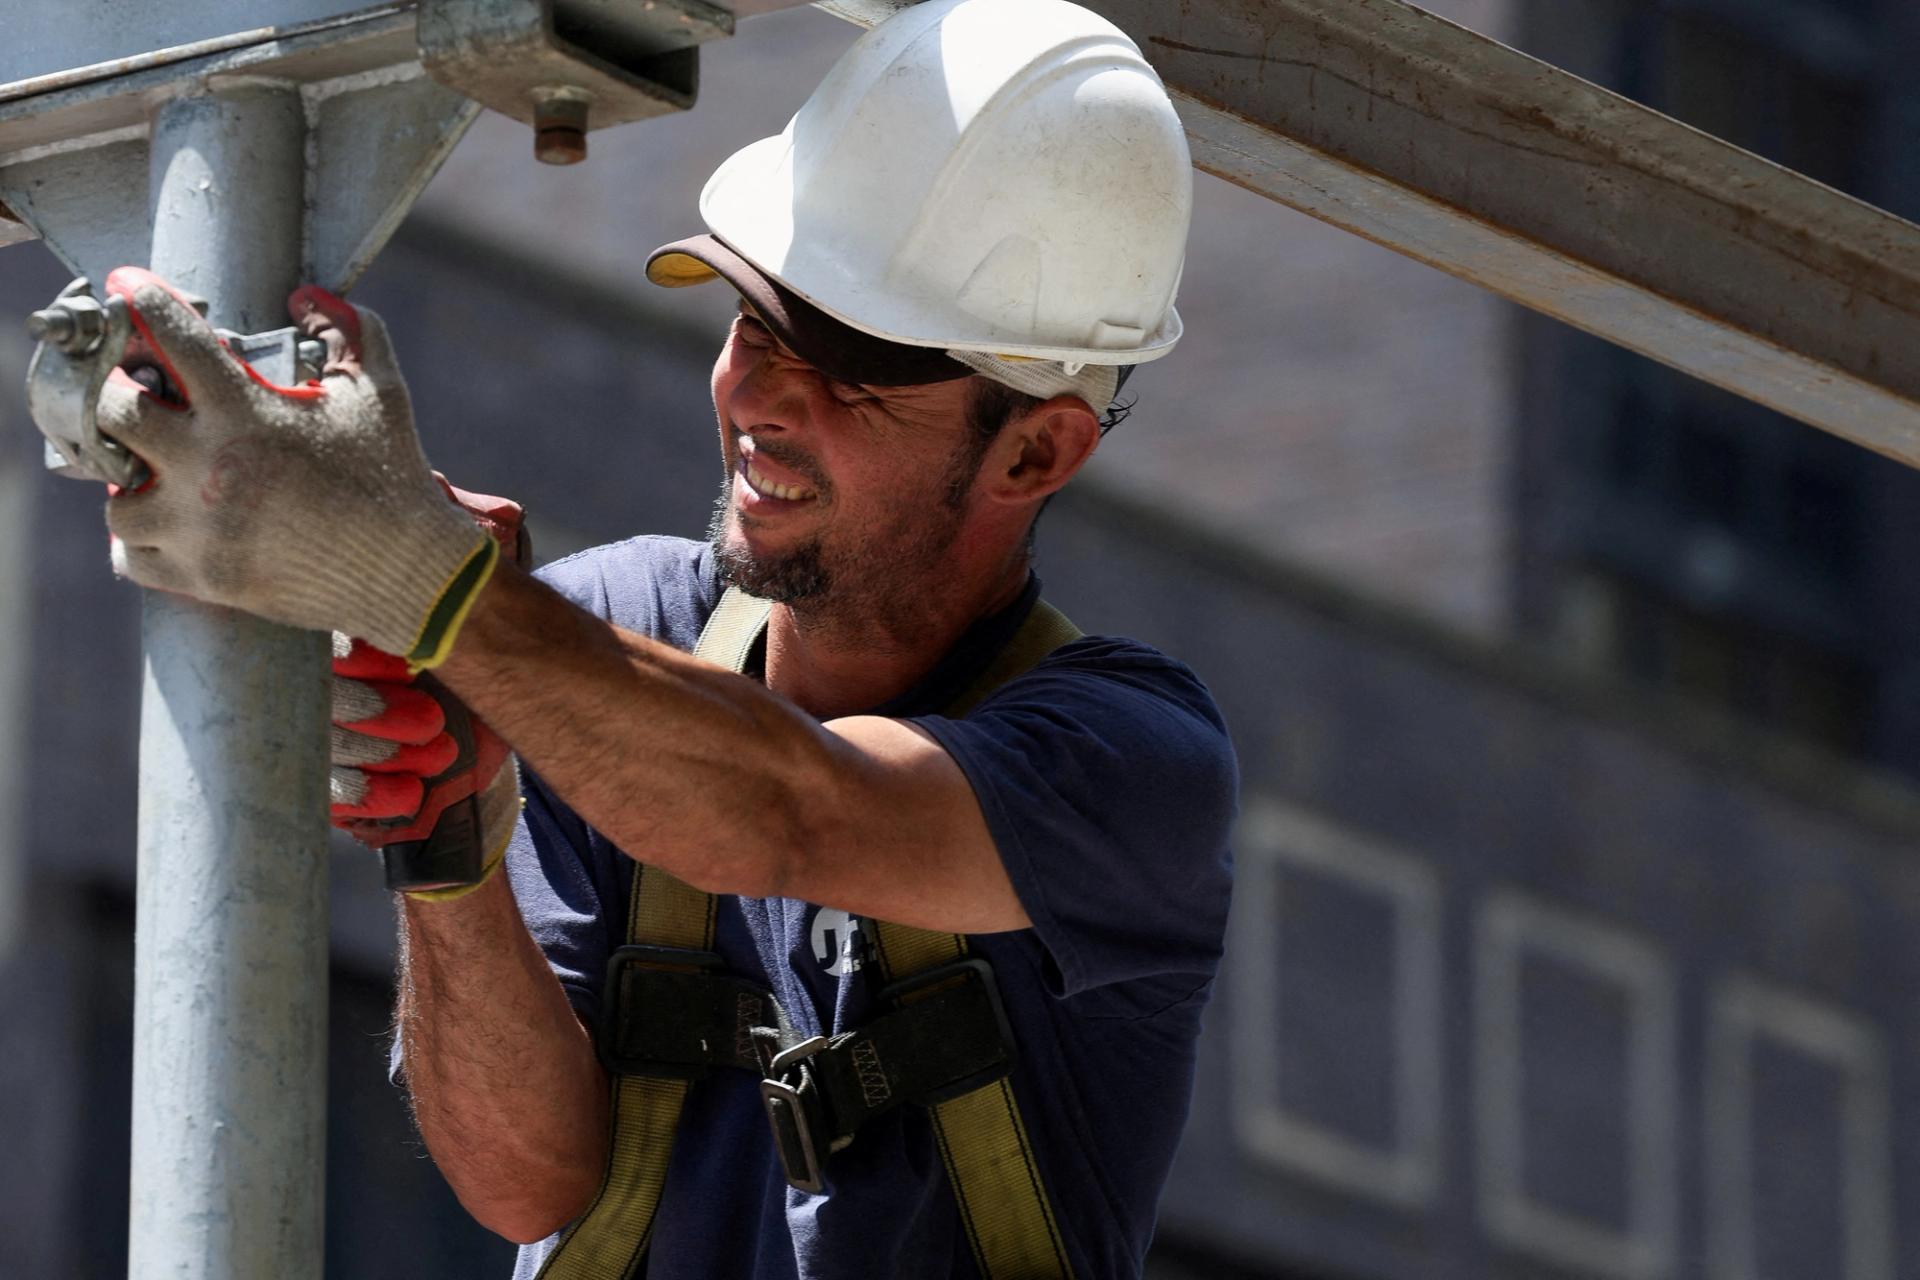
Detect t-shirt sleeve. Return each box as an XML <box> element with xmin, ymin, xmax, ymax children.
<box><xmin>506</xmin><ymin>765</ymin><xmax>625</xmax><ymax>1026</ymax></box>
<box><xmin>910</xmin><ymin>638</ymin><xmax>1238</xmax><ymax>1001</ymax></box>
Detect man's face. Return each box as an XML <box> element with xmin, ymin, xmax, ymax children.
<box><xmin>706</xmin><ymin>303</ymin><xmax>995</xmax><ymax>623</ymax></box>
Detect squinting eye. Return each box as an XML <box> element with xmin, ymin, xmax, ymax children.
<box><xmin>826</xmin><ymin>378</ymin><xmax>876</xmax><ymax>404</ymax></box>
<box><xmin>735</xmin><ymin>314</ymin><xmax>774</xmax><ymax>347</ymax></box>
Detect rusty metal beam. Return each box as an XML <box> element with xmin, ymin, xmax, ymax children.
<box><xmin>820</xmin><ymin>0</ymin><xmax>1920</xmax><ymax>467</ymax></box>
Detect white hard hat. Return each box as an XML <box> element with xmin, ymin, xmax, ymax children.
<box><xmin>648</xmin><ymin>0</ymin><xmax>1192</xmax><ymax>373</ymax></box>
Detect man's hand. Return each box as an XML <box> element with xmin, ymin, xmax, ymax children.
<box><xmin>96</xmin><ymin>267</ymin><xmax>494</xmax><ymax>667</ymax></box>
<box><xmin>330</xmin><ymin>637</ymin><xmax>511</xmax><ymax>835</ymax></box>
<box><xmin>331</xmin><ymin>483</ymin><xmax>530</xmax><ymax>892</ymax></box>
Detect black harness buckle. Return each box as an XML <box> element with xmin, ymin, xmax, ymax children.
<box><xmin>599</xmin><ymin>944</ymin><xmax>775</xmax><ymax>1080</ymax></box>
<box><xmin>877</xmin><ymin>957</ymin><xmax>1018</xmax><ymax>1104</ymax></box>
<box><xmin>602</xmin><ymin>944</ymin><xmax>1021</xmax><ymax>1192</ymax></box>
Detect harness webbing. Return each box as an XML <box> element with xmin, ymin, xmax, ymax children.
<box><xmin>535</xmin><ymin>867</ymin><xmax>714</xmax><ymax>1280</ymax></box>
<box><xmin>542</xmin><ymin>585</ymin><xmax>1079</xmax><ymax>1279</ymax></box>
<box><xmin>870</xmin><ymin>918</ymin><xmax>1076</xmax><ymax>1280</ymax></box>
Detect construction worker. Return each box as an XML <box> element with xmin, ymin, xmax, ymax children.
<box><xmin>93</xmin><ymin>0</ymin><xmax>1235</xmax><ymax>1274</ymax></box>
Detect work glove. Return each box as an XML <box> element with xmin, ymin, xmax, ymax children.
<box><xmin>96</xmin><ymin>267</ymin><xmax>496</xmax><ymax>669</ymax></box>
<box><xmin>332</xmin><ymin>482</ymin><xmax>529</xmax><ymax>898</ymax></box>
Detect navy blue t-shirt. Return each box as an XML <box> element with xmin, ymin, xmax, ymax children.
<box><xmin>504</xmin><ymin>536</ymin><xmax>1237</xmax><ymax>1279</ymax></box>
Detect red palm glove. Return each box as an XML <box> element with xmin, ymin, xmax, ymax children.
<box><xmin>330</xmin><ymin>639</ymin><xmax>513</xmax><ymax>845</ymax></box>
<box><xmin>329</xmin><ymin>478</ymin><xmax>525</xmax><ymax>849</ymax></box>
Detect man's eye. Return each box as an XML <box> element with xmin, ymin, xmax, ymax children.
<box><xmin>735</xmin><ymin>314</ymin><xmax>774</xmax><ymax>347</ymax></box>
<box><xmin>826</xmin><ymin>377</ymin><xmax>876</xmax><ymax>403</ymax></box>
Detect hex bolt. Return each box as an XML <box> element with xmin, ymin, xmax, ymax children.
<box><xmin>27</xmin><ymin>300</ymin><xmax>106</xmax><ymax>354</ymax></box>
<box><xmin>533</xmin><ymin>91</ymin><xmax>590</xmax><ymax>166</ymax></box>
<box><xmin>27</xmin><ymin>308</ymin><xmax>73</xmax><ymax>345</ymax></box>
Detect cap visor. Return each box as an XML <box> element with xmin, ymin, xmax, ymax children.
<box><xmin>646</xmin><ymin>251</ymin><xmax>721</xmax><ymax>287</ymax></box>
<box><xmin>644</xmin><ymin>233</ymin><xmax>971</xmax><ymax>387</ymax></box>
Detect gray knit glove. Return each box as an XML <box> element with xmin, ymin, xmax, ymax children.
<box><xmin>97</xmin><ymin>268</ymin><xmax>494</xmax><ymax>668</ymax></box>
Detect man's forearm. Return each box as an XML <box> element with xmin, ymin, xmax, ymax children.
<box><xmin>437</xmin><ymin>562</ymin><xmax>841</xmax><ymax>900</ymax></box>
<box><xmin>433</xmin><ymin>562</ymin><xmax>1036</xmax><ymax>933</ymax></box>
<box><xmin>398</xmin><ymin>870</ymin><xmax>610</xmax><ymax>1243</ymax></box>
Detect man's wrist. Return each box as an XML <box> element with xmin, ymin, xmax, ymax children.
<box><xmin>400</xmin><ymin>762</ymin><xmax>523</xmax><ymax>903</ymax></box>
<box><xmin>322</xmin><ymin>504</ymin><xmax>497</xmax><ymax>666</ymax></box>
<box><xmin>402</xmin><ymin>533</ymin><xmax>500</xmax><ymax>672</ymax></box>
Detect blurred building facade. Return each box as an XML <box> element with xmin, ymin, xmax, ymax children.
<box><xmin>3</xmin><ymin>2</ymin><xmax>1919</xmax><ymax>1278</ymax></box>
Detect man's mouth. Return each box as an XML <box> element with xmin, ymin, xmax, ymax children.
<box><xmin>743</xmin><ymin>460</ymin><xmax>816</xmax><ymax>502</ymax></box>
<box><xmin>736</xmin><ymin>440</ymin><xmax>820</xmax><ymax>504</ymax></box>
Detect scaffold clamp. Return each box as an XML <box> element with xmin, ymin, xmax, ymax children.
<box><xmin>24</xmin><ymin>276</ymin><xmax>325</xmax><ymax>489</ymax></box>
<box><xmin>25</xmin><ymin>276</ymin><xmax>140</xmax><ymax>487</ymax></box>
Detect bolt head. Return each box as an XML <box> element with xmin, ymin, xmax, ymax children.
<box><xmin>535</xmin><ymin>126</ymin><xmax>588</xmax><ymax>165</ymax></box>
<box><xmin>532</xmin><ymin>91</ymin><xmax>590</xmax><ymax>167</ymax></box>
<box><xmin>27</xmin><ymin>306</ymin><xmax>88</xmax><ymax>350</ymax></box>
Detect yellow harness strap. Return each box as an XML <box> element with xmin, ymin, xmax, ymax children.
<box><xmin>534</xmin><ymin>866</ymin><xmax>715</xmax><ymax>1280</ymax></box>
<box><xmin>535</xmin><ymin>589</ymin><xmax>768</xmax><ymax>1280</ymax></box>
<box><xmin>542</xmin><ymin>586</ymin><xmax>1080</xmax><ymax>1279</ymax></box>
<box><xmin>871</xmin><ymin>594</ymin><xmax>1080</xmax><ymax>1280</ymax></box>
<box><xmin>868</xmin><ymin>917</ymin><xmax>1076</xmax><ymax>1279</ymax></box>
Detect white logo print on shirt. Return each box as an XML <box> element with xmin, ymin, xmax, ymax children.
<box><xmin>811</xmin><ymin>908</ymin><xmax>866</xmax><ymax>976</ymax></box>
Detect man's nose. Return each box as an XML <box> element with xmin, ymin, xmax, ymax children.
<box><xmin>729</xmin><ymin>347</ymin><xmax>816</xmax><ymax>431</ymax></box>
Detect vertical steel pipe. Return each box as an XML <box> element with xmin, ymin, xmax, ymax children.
<box><xmin>0</xmin><ymin>400</ymin><xmax>29</xmax><ymax>963</ymax></box>
<box><xmin>127</xmin><ymin>86</ymin><xmax>331</xmax><ymax>1280</ymax></box>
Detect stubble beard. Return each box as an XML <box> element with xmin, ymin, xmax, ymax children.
<box><xmin>705</xmin><ymin>495</ymin><xmax>833</xmax><ymax>603</ymax></box>
<box><xmin>706</xmin><ymin>435</ymin><xmax>987</xmax><ymax>644</ymax></box>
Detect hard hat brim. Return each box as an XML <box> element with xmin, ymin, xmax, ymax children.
<box><xmin>645</xmin><ymin>234</ymin><xmax>974</xmax><ymax>388</ymax></box>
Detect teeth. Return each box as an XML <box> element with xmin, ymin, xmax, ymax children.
<box><xmin>746</xmin><ymin>462</ymin><xmax>814</xmax><ymax>502</ymax></box>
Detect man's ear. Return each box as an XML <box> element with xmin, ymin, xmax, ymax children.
<box><xmin>982</xmin><ymin>394</ymin><xmax>1102</xmax><ymax>506</ymax></box>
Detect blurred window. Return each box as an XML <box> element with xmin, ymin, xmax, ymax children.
<box><xmin>1522</xmin><ymin>0</ymin><xmax>1902</xmax><ymax>763</ymax></box>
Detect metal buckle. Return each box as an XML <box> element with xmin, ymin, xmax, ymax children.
<box><xmin>760</xmin><ymin>1036</ymin><xmax>831</xmax><ymax>1194</ymax></box>
<box><xmin>598</xmin><ymin>944</ymin><xmax>726</xmax><ymax>1080</ymax></box>
<box><xmin>878</xmin><ymin>958</ymin><xmax>1018</xmax><ymax>1105</ymax></box>
<box><xmin>756</xmin><ymin>960</ymin><xmax>1018</xmax><ymax>1193</ymax></box>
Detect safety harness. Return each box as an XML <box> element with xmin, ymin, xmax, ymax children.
<box><xmin>536</xmin><ymin>586</ymin><xmax>1081</xmax><ymax>1280</ymax></box>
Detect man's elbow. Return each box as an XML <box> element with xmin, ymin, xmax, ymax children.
<box><xmin>465</xmin><ymin>1172</ymin><xmax>600</xmax><ymax>1246</ymax></box>
<box><xmin>488</xmin><ymin>1209</ymin><xmax>577</xmax><ymax>1249</ymax></box>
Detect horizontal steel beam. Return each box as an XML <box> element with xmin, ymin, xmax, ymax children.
<box><xmin>0</xmin><ymin>9</ymin><xmax>478</xmax><ymax>293</ymax></box>
<box><xmin>820</xmin><ymin>0</ymin><xmax>1920</xmax><ymax>467</ymax></box>
<box><xmin>0</xmin><ymin>0</ymin><xmax>382</xmax><ymax>89</ymax></box>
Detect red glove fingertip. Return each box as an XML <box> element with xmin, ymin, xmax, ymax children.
<box><xmin>288</xmin><ymin>284</ymin><xmax>362</xmax><ymax>353</ymax></box>
<box><xmin>337</xmin><ymin>681</ymin><xmax>446</xmax><ymax>744</ymax></box>
<box><xmin>333</xmin><ymin>637</ymin><xmax>414</xmax><ymax>682</ymax></box>
<box><xmin>359</xmin><ymin>733</ymin><xmax>460</xmax><ymax>778</ymax></box>
<box><xmin>105</xmin><ymin>267</ymin><xmax>204</xmax><ymax>409</ymax></box>
<box><xmin>330</xmin><ymin>772</ymin><xmax>424</xmax><ymax>824</ymax></box>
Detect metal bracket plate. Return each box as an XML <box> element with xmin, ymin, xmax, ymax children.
<box><xmin>417</xmin><ymin>0</ymin><xmax>734</xmax><ymax>139</ymax></box>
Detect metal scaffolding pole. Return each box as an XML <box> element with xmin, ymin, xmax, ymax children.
<box><xmin>126</xmin><ymin>86</ymin><xmax>331</xmax><ymax>1280</ymax></box>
